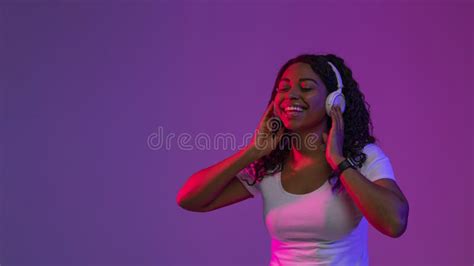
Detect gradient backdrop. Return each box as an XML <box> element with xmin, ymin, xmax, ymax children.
<box><xmin>1</xmin><ymin>0</ymin><xmax>473</xmax><ymax>265</ymax></box>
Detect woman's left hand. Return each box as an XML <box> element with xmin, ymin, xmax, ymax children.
<box><xmin>322</xmin><ymin>105</ymin><xmax>346</xmax><ymax>170</ymax></box>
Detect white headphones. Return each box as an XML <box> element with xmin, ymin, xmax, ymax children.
<box><xmin>325</xmin><ymin>61</ymin><xmax>346</xmax><ymax>116</ymax></box>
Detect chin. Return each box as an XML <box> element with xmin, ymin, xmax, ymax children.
<box><xmin>283</xmin><ymin>118</ymin><xmax>325</xmax><ymax>134</ymax></box>
<box><xmin>282</xmin><ymin>120</ymin><xmax>306</xmax><ymax>132</ymax></box>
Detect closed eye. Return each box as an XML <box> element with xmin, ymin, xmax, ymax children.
<box><xmin>276</xmin><ymin>86</ymin><xmax>313</xmax><ymax>92</ymax></box>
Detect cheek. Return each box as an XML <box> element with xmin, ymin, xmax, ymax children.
<box><xmin>307</xmin><ymin>94</ymin><xmax>326</xmax><ymax>109</ymax></box>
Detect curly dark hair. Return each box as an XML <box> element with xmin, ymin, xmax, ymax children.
<box><xmin>242</xmin><ymin>53</ymin><xmax>377</xmax><ymax>193</ymax></box>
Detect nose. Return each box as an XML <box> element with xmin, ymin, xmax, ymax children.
<box><xmin>288</xmin><ymin>87</ymin><xmax>300</xmax><ymax>99</ymax></box>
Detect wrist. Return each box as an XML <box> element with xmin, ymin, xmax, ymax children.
<box><xmin>329</xmin><ymin>155</ymin><xmax>346</xmax><ymax>170</ymax></box>
<box><xmin>333</xmin><ymin>157</ymin><xmax>357</xmax><ymax>177</ymax></box>
<box><xmin>243</xmin><ymin>144</ymin><xmax>265</xmax><ymax>161</ymax></box>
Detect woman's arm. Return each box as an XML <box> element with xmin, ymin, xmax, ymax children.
<box><xmin>176</xmin><ymin>145</ymin><xmax>260</xmax><ymax>211</ymax></box>
<box><xmin>333</xmin><ymin>158</ymin><xmax>409</xmax><ymax>238</ymax></box>
<box><xmin>177</xmin><ymin>101</ymin><xmax>284</xmax><ymax>212</ymax></box>
<box><xmin>323</xmin><ymin>106</ymin><xmax>409</xmax><ymax>238</ymax></box>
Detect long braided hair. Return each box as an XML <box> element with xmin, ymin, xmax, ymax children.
<box><xmin>242</xmin><ymin>53</ymin><xmax>376</xmax><ymax>193</ymax></box>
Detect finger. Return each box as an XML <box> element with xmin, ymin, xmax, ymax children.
<box><xmin>267</xmin><ymin>116</ymin><xmax>282</xmax><ymax>133</ymax></box>
<box><xmin>331</xmin><ymin>106</ymin><xmax>338</xmax><ymax>131</ymax></box>
<box><xmin>274</xmin><ymin>126</ymin><xmax>285</xmax><ymax>142</ymax></box>
<box><xmin>271</xmin><ymin>126</ymin><xmax>285</xmax><ymax>150</ymax></box>
<box><xmin>259</xmin><ymin>101</ymin><xmax>272</xmax><ymax>119</ymax></box>
<box><xmin>333</xmin><ymin>106</ymin><xmax>340</xmax><ymax>132</ymax></box>
<box><xmin>265</xmin><ymin>101</ymin><xmax>275</xmax><ymax>117</ymax></box>
<box><xmin>258</xmin><ymin>101</ymin><xmax>275</xmax><ymax>129</ymax></box>
<box><xmin>322</xmin><ymin>132</ymin><xmax>328</xmax><ymax>144</ymax></box>
<box><xmin>337</xmin><ymin>106</ymin><xmax>344</xmax><ymax>131</ymax></box>
<box><xmin>337</xmin><ymin>105</ymin><xmax>344</xmax><ymax>131</ymax></box>
<box><xmin>264</xmin><ymin>102</ymin><xmax>278</xmax><ymax>125</ymax></box>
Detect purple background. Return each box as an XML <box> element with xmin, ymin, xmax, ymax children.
<box><xmin>1</xmin><ymin>1</ymin><xmax>472</xmax><ymax>265</ymax></box>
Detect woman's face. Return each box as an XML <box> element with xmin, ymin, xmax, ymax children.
<box><xmin>273</xmin><ymin>62</ymin><xmax>329</xmax><ymax>133</ymax></box>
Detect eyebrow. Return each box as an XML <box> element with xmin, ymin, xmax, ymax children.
<box><xmin>280</xmin><ymin>78</ymin><xmax>319</xmax><ymax>85</ymax></box>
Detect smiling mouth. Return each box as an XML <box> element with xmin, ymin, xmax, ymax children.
<box><xmin>282</xmin><ymin>106</ymin><xmax>307</xmax><ymax>117</ymax></box>
<box><xmin>284</xmin><ymin>106</ymin><xmax>305</xmax><ymax>112</ymax></box>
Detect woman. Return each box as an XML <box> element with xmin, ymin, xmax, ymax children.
<box><xmin>177</xmin><ymin>54</ymin><xmax>409</xmax><ymax>265</ymax></box>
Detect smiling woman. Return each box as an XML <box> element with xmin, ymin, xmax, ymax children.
<box><xmin>176</xmin><ymin>53</ymin><xmax>409</xmax><ymax>266</ymax></box>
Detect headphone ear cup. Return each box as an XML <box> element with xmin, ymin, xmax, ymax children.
<box><xmin>325</xmin><ymin>92</ymin><xmax>346</xmax><ymax>115</ymax></box>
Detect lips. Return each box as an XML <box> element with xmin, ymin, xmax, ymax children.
<box><xmin>281</xmin><ymin>104</ymin><xmax>307</xmax><ymax>118</ymax></box>
<box><xmin>284</xmin><ymin>106</ymin><xmax>305</xmax><ymax>112</ymax></box>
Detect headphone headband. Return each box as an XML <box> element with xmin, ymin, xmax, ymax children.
<box><xmin>327</xmin><ymin>61</ymin><xmax>343</xmax><ymax>92</ymax></box>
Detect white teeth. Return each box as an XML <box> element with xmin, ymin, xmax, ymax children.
<box><xmin>285</xmin><ymin>106</ymin><xmax>304</xmax><ymax>112</ymax></box>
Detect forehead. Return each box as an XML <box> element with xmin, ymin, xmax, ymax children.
<box><xmin>280</xmin><ymin>62</ymin><xmax>320</xmax><ymax>82</ymax></box>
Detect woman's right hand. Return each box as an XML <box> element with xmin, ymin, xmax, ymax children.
<box><xmin>247</xmin><ymin>101</ymin><xmax>285</xmax><ymax>159</ymax></box>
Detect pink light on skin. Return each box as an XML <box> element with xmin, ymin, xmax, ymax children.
<box><xmin>273</xmin><ymin>63</ymin><xmax>329</xmax><ymax>142</ymax></box>
<box><xmin>272</xmin><ymin>63</ymin><xmax>331</xmax><ymax>168</ymax></box>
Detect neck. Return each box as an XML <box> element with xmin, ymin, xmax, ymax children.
<box><xmin>287</xmin><ymin>123</ymin><xmax>328</xmax><ymax>168</ymax></box>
